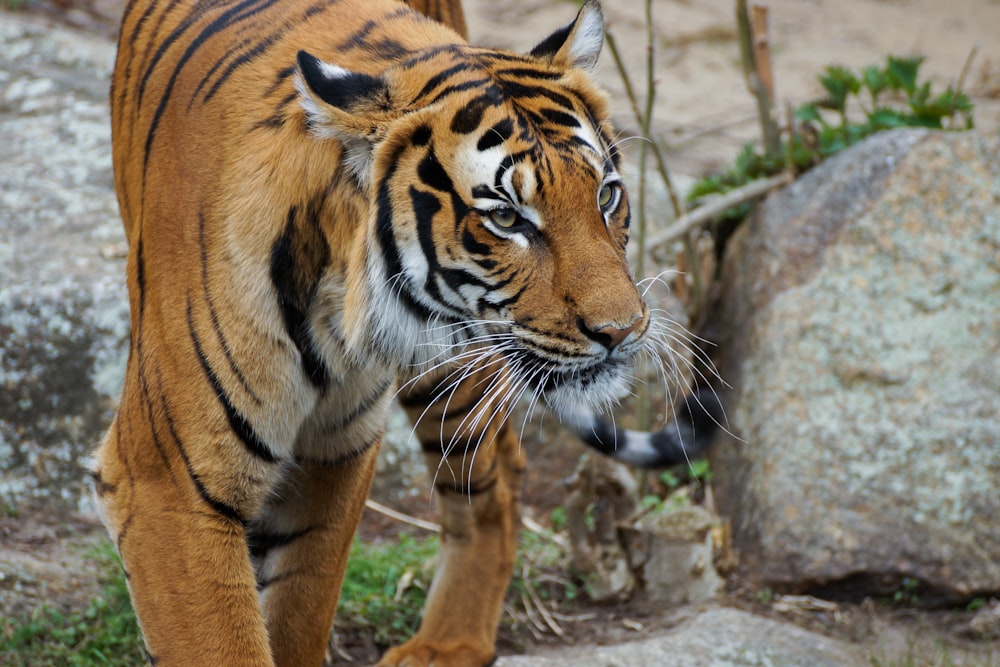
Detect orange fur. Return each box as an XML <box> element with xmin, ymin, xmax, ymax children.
<box><xmin>95</xmin><ymin>1</ymin><xmax>647</xmax><ymax>665</ymax></box>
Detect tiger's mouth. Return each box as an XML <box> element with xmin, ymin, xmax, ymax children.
<box><xmin>501</xmin><ymin>344</ymin><xmax>637</xmax><ymax>415</ymax></box>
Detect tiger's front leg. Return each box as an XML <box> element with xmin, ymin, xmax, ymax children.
<box><xmin>94</xmin><ymin>407</ymin><xmax>277</xmax><ymax>666</ymax></box>
<box><xmin>379</xmin><ymin>363</ymin><xmax>526</xmax><ymax>667</ymax></box>
<box><xmin>95</xmin><ymin>358</ymin><xmax>383</xmax><ymax>667</ymax></box>
<box><xmin>252</xmin><ymin>448</ymin><xmax>381</xmax><ymax>667</ymax></box>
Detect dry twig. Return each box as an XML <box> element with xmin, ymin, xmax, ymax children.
<box><xmin>634</xmin><ymin>171</ymin><xmax>793</xmax><ymax>259</ymax></box>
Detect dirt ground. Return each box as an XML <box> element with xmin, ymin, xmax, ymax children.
<box><xmin>4</xmin><ymin>0</ymin><xmax>1000</xmax><ymax>664</ymax></box>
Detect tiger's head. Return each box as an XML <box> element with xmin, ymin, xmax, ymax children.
<box><xmin>296</xmin><ymin>1</ymin><xmax>650</xmax><ymax>415</ymax></box>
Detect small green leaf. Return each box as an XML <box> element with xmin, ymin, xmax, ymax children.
<box><xmin>886</xmin><ymin>55</ymin><xmax>924</xmax><ymax>94</ymax></box>
<box><xmin>659</xmin><ymin>470</ymin><xmax>681</xmax><ymax>489</ymax></box>
<box><xmin>818</xmin><ymin>65</ymin><xmax>860</xmax><ymax>113</ymax></box>
<box><xmin>641</xmin><ymin>494</ymin><xmax>663</xmax><ymax>510</ymax></box>
<box><xmin>861</xmin><ymin>65</ymin><xmax>887</xmax><ymax>98</ymax></box>
<box><xmin>868</xmin><ymin>108</ymin><xmax>907</xmax><ymax>130</ymax></box>
<box><xmin>688</xmin><ymin>459</ymin><xmax>713</xmax><ymax>481</ymax></box>
<box><xmin>794</xmin><ymin>103</ymin><xmax>822</xmax><ymax>123</ymax></box>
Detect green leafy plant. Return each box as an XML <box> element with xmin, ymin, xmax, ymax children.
<box><xmin>689</xmin><ymin>55</ymin><xmax>975</xmax><ymax>218</ymax></box>
<box><xmin>796</xmin><ymin>56</ymin><xmax>973</xmax><ymax>156</ymax></box>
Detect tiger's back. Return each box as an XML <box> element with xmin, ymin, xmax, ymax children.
<box><xmin>96</xmin><ymin>1</ymin><xmax>685</xmax><ymax>665</ymax></box>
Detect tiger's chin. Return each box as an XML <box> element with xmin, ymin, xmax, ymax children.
<box><xmin>538</xmin><ymin>358</ymin><xmax>635</xmax><ymax>420</ymax></box>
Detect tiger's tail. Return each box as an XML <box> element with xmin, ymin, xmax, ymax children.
<box><xmin>565</xmin><ymin>388</ymin><xmax>725</xmax><ymax>468</ymax></box>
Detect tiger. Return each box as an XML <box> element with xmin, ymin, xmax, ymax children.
<box><xmin>92</xmin><ymin>0</ymin><xmax>721</xmax><ymax>665</ymax></box>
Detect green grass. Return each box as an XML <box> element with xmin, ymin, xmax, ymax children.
<box><xmin>336</xmin><ymin>533</ymin><xmax>440</xmax><ymax>647</ymax></box>
<box><xmin>1</xmin><ymin>541</ymin><xmax>144</xmax><ymax>667</ymax></box>
<box><xmin>0</xmin><ymin>531</ymin><xmax>563</xmax><ymax>663</ymax></box>
<box><xmin>0</xmin><ymin>533</ymin><xmax>442</xmax><ymax>665</ymax></box>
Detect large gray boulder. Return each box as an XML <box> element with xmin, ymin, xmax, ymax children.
<box><xmin>0</xmin><ymin>16</ymin><xmax>126</xmax><ymax>512</ymax></box>
<box><xmin>707</xmin><ymin>129</ymin><xmax>1000</xmax><ymax>598</ymax></box>
<box><xmin>495</xmin><ymin>607</ymin><xmax>865</xmax><ymax>667</ymax></box>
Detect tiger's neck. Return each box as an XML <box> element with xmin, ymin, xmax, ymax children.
<box><xmin>341</xmin><ymin>233</ymin><xmax>463</xmax><ymax>373</ymax></box>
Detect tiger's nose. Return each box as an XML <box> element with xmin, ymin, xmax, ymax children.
<box><xmin>578</xmin><ymin>317</ymin><xmax>641</xmax><ymax>351</ymax></box>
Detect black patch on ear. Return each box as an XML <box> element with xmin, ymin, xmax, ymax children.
<box><xmin>529</xmin><ymin>21</ymin><xmax>573</xmax><ymax>61</ymax></box>
<box><xmin>297</xmin><ymin>50</ymin><xmax>384</xmax><ymax>110</ymax></box>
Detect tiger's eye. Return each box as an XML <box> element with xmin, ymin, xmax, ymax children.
<box><xmin>597</xmin><ymin>183</ymin><xmax>615</xmax><ymax>208</ymax></box>
<box><xmin>489</xmin><ymin>208</ymin><xmax>518</xmax><ymax>228</ymax></box>
<box><xmin>598</xmin><ymin>183</ymin><xmax>616</xmax><ymax>210</ymax></box>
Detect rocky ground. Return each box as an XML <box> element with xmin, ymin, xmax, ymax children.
<box><xmin>2</xmin><ymin>0</ymin><xmax>1000</xmax><ymax>665</ymax></box>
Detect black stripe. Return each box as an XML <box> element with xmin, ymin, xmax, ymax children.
<box><xmin>493</xmin><ymin>67</ymin><xmax>562</xmax><ymax>81</ymax></box>
<box><xmin>425</xmin><ymin>77</ymin><xmax>492</xmax><ymax>107</ymax></box>
<box><xmin>410</xmin><ymin>186</ymin><xmax>460</xmax><ymax>312</ymax></box>
<box><xmin>187</xmin><ymin>34</ymin><xmax>254</xmax><ymax>108</ymax></box>
<box><xmin>142</xmin><ymin>0</ymin><xmax>279</xmax><ymax>183</ymax></box>
<box><xmin>247</xmin><ymin>527</ymin><xmax>313</xmax><ymax>560</ymax></box>
<box><xmin>256</xmin><ymin>569</ymin><xmax>298</xmax><ymax>591</ymax></box>
<box><xmin>480</xmin><ymin>281</ymin><xmax>525</xmax><ymax>311</ymax></box>
<box><xmin>203</xmin><ymin>35</ymin><xmax>283</xmax><ymax>104</ymax></box>
<box><xmin>155</xmin><ymin>375</ymin><xmax>247</xmax><ymax>525</ymax></box>
<box><xmin>417</xmin><ymin>150</ymin><xmax>452</xmax><ymax>192</ymax></box>
<box><xmin>498</xmin><ymin>80</ymin><xmax>575</xmax><ymax>113</ymax></box>
<box><xmin>470</xmin><ymin>184</ymin><xmax>497</xmax><ymax>200</ymax></box>
<box><xmin>187</xmin><ymin>299</ymin><xmax>280</xmax><ymax>464</ymax></box>
<box><xmin>409</xmin><ymin>61</ymin><xmax>469</xmax><ymax>104</ymax></box>
<box><xmin>411</xmin><ymin>125</ymin><xmax>432</xmax><ymax>146</ymax></box>
<box><xmin>294</xmin><ymin>433</ymin><xmax>381</xmax><ymax>467</ymax></box>
<box><xmin>89</xmin><ymin>470</ymin><xmax>117</xmax><ymax>496</ymax></box>
<box><xmin>436</xmin><ymin>475</ymin><xmax>498</xmax><ymax>496</ymax></box>
<box><xmin>336</xmin><ymin>6</ymin><xmax>411</xmax><ymax>51</ymax></box>
<box><xmin>540</xmin><ymin>107</ymin><xmax>580</xmax><ymax>128</ymax></box>
<box><xmin>253</xmin><ymin>91</ymin><xmax>297</xmax><ymax>131</ymax></box>
<box><xmin>199</xmin><ymin>214</ymin><xmax>263</xmax><ymax>403</ymax></box>
<box><xmin>375</xmin><ymin>151</ymin><xmax>441</xmax><ymax>323</ymax></box>
<box><xmin>324</xmin><ymin>376</ymin><xmax>392</xmax><ymax>432</ymax></box>
<box><xmin>270</xmin><ymin>206</ymin><xmax>331</xmax><ymax>389</ymax></box>
<box><xmin>450</xmin><ymin>92</ymin><xmax>500</xmax><ymax>134</ymax></box>
<box><xmin>476</xmin><ymin>118</ymin><xmax>514</xmax><ymax>151</ymax></box>
<box><xmin>461</xmin><ymin>228</ymin><xmax>491</xmax><ymax>256</ymax></box>
<box><xmin>434</xmin><ymin>460</ymin><xmax>500</xmax><ymax>495</ymax></box>
<box><xmin>132</xmin><ymin>322</ymin><xmax>181</xmax><ymax>487</ymax></box>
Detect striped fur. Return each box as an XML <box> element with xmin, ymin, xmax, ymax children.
<box><xmin>92</xmin><ymin>1</ymin><xmax>704</xmax><ymax>666</ymax></box>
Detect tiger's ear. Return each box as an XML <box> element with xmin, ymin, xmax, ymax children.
<box><xmin>295</xmin><ymin>50</ymin><xmax>398</xmax><ymax>183</ymax></box>
<box><xmin>528</xmin><ymin>0</ymin><xmax>604</xmax><ymax>72</ymax></box>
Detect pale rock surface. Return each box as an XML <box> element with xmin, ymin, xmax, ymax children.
<box><xmin>706</xmin><ymin>129</ymin><xmax>1000</xmax><ymax>598</ymax></box>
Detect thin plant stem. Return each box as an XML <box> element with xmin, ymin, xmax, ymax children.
<box><xmin>633</xmin><ymin>0</ymin><xmax>657</xmax><ymax>432</ymax></box>
<box><xmin>737</xmin><ymin>0</ymin><xmax>780</xmax><ymax>155</ymax></box>
<box><xmin>605</xmin><ymin>32</ymin><xmax>684</xmax><ymax>219</ymax></box>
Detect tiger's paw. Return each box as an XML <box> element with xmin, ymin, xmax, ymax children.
<box><xmin>375</xmin><ymin>640</ymin><xmax>496</xmax><ymax>667</ymax></box>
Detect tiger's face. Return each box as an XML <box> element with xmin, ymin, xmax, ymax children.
<box><xmin>297</xmin><ymin>2</ymin><xmax>649</xmax><ymax>414</ymax></box>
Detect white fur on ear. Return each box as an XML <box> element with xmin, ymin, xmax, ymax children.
<box><xmin>528</xmin><ymin>0</ymin><xmax>605</xmax><ymax>72</ymax></box>
<box><xmin>565</xmin><ymin>1</ymin><xmax>604</xmax><ymax>72</ymax></box>
<box><xmin>294</xmin><ymin>63</ymin><xmax>341</xmax><ymax>138</ymax></box>
<box><xmin>294</xmin><ymin>50</ymin><xmax>389</xmax><ymax>187</ymax></box>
